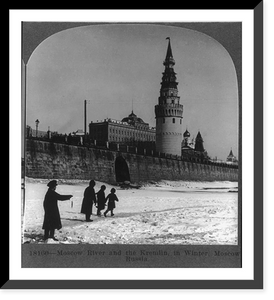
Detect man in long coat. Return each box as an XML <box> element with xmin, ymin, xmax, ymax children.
<box><xmin>42</xmin><ymin>180</ymin><xmax>73</xmax><ymax>241</ymax></box>
<box><xmin>80</xmin><ymin>180</ymin><xmax>96</xmax><ymax>222</ymax></box>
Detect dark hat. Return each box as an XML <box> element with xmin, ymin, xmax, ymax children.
<box><xmin>89</xmin><ymin>180</ymin><xmax>96</xmax><ymax>186</ymax></box>
<box><xmin>47</xmin><ymin>180</ymin><xmax>58</xmax><ymax>188</ymax></box>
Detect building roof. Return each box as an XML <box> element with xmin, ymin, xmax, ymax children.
<box><xmin>182</xmin><ymin>145</ymin><xmax>194</xmax><ymax>150</ymax></box>
<box><xmin>164</xmin><ymin>37</ymin><xmax>175</xmax><ymax>65</ymax></box>
<box><xmin>73</xmin><ymin>129</ymin><xmax>84</xmax><ymax>135</ymax></box>
<box><xmin>196</xmin><ymin>131</ymin><xmax>202</xmax><ymax>139</ymax></box>
<box><xmin>165</xmin><ymin>38</ymin><xmax>173</xmax><ymax>59</ymax></box>
<box><xmin>121</xmin><ymin>111</ymin><xmax>146</xmax><ymax>125</ymax></box>
<box><xmin>227</xmin><ymin>149</ymin><xmax>235</xmax><ymax>158</ymax></box>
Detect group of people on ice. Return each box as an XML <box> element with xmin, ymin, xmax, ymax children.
<box><xmin>80</xmin><ymin>180</ymin><xmax>119</xmax><ymax>221</ymax></box>
<box><xmin>42</xmin><ymin>179</ymin><xmax>119</xmax><ymax>241</ymax></box>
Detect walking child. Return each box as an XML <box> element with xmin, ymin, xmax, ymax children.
<box><xmin>95</xmin><ymin>185</ymin><xmax>106</xmax><ymax>216</ymax></box>
<box><xmin>104</xmin><ymin>188</ymin><xmax>119</xmax><ymax>217</ymax></box>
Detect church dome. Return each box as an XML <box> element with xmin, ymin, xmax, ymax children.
<box><xmin>183</xmin><ymin>129</ymin><xmax>190</xmax><ymax>137</ymax></box>
<box><xmin>122</xmin><ymin>111</ymin><xmax>145</xmax><ymax>125</ymax></box>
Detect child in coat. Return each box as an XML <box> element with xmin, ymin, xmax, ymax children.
<box><xmin>95</xmin><ymin>185</ymin><xmax>106</xmax><ymax>216</ymax></box>
<box><xmin>104</xmin><ymin>188</ymin><xmax>119</xmax><ymax>217</ymax></box>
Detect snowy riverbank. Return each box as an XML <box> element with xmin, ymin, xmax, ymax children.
<box><xmin>23</xmin><ymin>178</ymin><xmax>238</xmax><ymax>245</ymax></box>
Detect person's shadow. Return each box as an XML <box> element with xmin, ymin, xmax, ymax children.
<box><xmin>62</xmin><ymin>218</ymin><xmax>85</xmax><ymax>222</ymax></box>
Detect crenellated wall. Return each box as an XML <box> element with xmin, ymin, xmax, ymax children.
<box><xmin>25</xmin><ymin>139</ymin><xmax>238</xmax><ymax>184</ymax></box>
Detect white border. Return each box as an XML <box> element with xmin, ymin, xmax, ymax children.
<box><xmin>9</xmin><ymin>9</ymin><xmax>254</xmax><ymax>281</ymax></box>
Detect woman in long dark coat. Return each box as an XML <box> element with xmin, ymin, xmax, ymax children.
<box><xmin>80</xmin><ymin>180</ymin><xmax>96</xmax><ymax>222</ymax></box>
<box><xmin>95</xmin><ymin>185</ymin><xmax>106</xmax><ymax>216</ymax></box>
<box><xmin>42</xmin><ymin>180</ymin><xmax>73</xmax><ymax>241</ymax></box>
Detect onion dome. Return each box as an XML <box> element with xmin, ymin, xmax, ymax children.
<box><xmin>183</xmin><ymin>129</ymin><xmax>190</xmax><ymax>138</ymax></box>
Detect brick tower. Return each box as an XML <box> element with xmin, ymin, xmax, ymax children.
<box><xmin>155</xmin><ymin>38</ymin><xmax>183</xmax><ymax>156</ymax></box>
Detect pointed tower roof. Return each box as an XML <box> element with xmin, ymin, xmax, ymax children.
<box><xmin>159</xmin><ymin>38</ymin><xmax>178</xmax><ymax>92</ymax></box>
<box><xmin>196</xmin><ymin>131</ymin><xmax>203</xmax><ymax>140</ymax></box>
<box><xmin>164</xmin><ymin>37</ymin><xmax>175</xmax><ymax>66</ymax></box>
<box><xmin>226</xmin><ymin>148</ymin><xmax>237</xmax><ymax>163</ymax></box>
<box><xmin>195</xmin><ymin>131</ymin><xmax>205</xmax><ymax>152</ymax></box>
<box><xmin>228</xmin><ymin>149</ymin><xmax>234</xmax><ymax>157</ymax></box>
<box><xmin>165</xmin><ymin>37</ymin><xmax>173</xmax><ymax>59</ymax></box>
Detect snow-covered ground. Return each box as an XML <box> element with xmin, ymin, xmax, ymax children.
<box><xmin>23</xmin><ymin>178</ymin><xmax>238</xmax><ymax>245</ymax></box>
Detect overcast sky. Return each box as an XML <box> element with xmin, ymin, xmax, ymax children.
<box><xmin>26</xmin><ymin>23</ymin><xmax>238</xmax><ymax>161</ymax></box>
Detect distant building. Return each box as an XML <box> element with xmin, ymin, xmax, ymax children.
<box><xmin>73</xmin><ymin>129</ymin><xmax>84</xmax><ymax>136</ymax></box>
<box><xmin>226</xmin><ymin>149</ymin><xmax>238</xmax><ymax>165</ymax></box>
<box><xmin>181</xmin><ymin>129</ymin><xmax>194</xmax><ymax>155</ymax></box>
<box><xmin>89</xmin><ymin>111</ymin><xmax>156</xmax><ymax>144</ymax></box>
<box><xmin>181</xmin><ymin>129</ymin><xmax>208</xmax><ymax>161</ymax></box>
<box><xmin>70</xmin><ymin>129</ymin><xmax>85</xmax><ymax>145</ymax></box>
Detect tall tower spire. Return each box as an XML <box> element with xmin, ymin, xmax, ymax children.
<box><xmin>165</xmin><ymin>37</ymin><xmax>174</xmax><ymax>63</ymax></box>
<box><xmin>155</xmin><ymin>38</ymin><xmax>183</xmax><ymax>156</ymax></box>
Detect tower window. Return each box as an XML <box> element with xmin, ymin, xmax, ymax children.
<box><xmin>163</xmin><ymin>118</ymin><xmax>165</xmax><ymax>124</ymax></box>
<box><xmin>173</xmin><ymin>118</ymin><xmax>175</xmax><ymax>123</ymax></box>
<box><xmin>180</xmin><ymin>119</ymin><xmax>182</xmax><ymax>124</ymax></box>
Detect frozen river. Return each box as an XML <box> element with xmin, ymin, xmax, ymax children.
<box><xmin>23</xmin><ymin>178</ymin><xmax>238</xmax><ymax>245</ymax></box>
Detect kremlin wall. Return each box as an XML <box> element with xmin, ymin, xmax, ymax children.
<box><xmin>25</xmin><ymin>139</ymin><xmax>238</xmax><ymax>184</ymax></box>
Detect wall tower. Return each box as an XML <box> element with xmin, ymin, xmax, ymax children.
<box><xmin>155</xmin><ymin>38</ymin><xmax>183</xmax><ymax>156</ymax></box>
<box><xmin>194</xmin><ymin>131</ymin><xmax>205</xmax><ymax>152</ymax></box>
